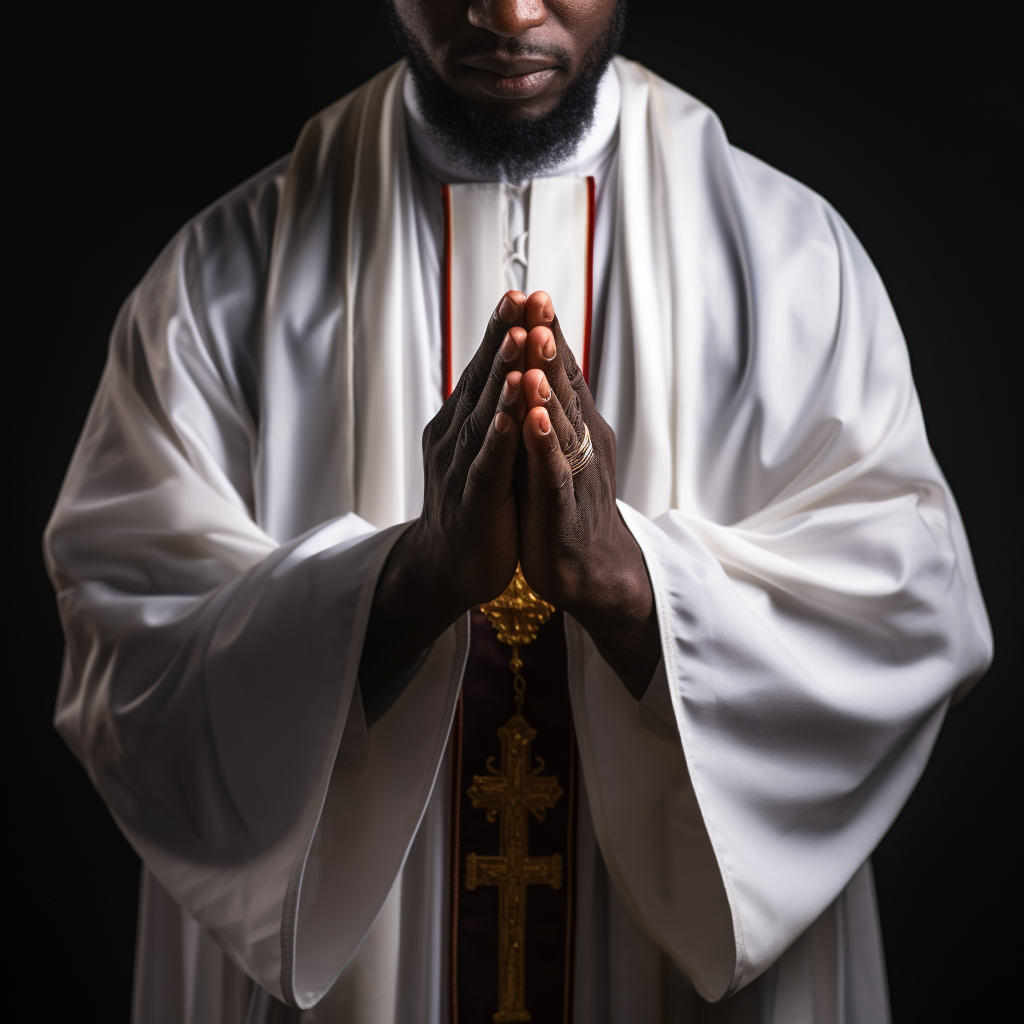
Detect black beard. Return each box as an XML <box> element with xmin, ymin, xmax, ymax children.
<box><xmin>389</xmin><ymin>3</ymin><xmax>627</xmax><ymax>181</ymax></box>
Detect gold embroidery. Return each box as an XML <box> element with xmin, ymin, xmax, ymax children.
<box><xmin>469</xmin><ymin>565</ymin><xmax>562</xmax><ymax>1022</ymax></box>
<box><xmin>466</xmin><ymin>715</ymin><xmax>563</xmax><ymax>1022</ymax></box>
<box><xmin>478</xmin><ymin>565</ymin><xmax>555</xmax><ymax>713</ymax></box>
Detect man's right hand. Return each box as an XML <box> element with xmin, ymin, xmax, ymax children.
<box><xmin>359</xmin><ymin>291</ymin><xmax>528</xmax><ymax>692</ymax></box>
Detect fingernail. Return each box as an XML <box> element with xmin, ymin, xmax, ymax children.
<box><xmin>501</xmin><ymin>377</ymin><xmax>518</xmax><ymax>402</ymax></box>
<box><xmin>538</xmin><ymin>377</ymin><xmax>550</xmax><ymax>401</ymax></box>
<box><xmin>495</xmin><ymin>411</ymin><xmax>510</xmax><ymax>433</ymax></box>
<box><xmin>542</xmin><ymin>336</ymin><xmax>556</xmax><ymax>360</ymax></box>
<box><xmin>543</xmin><ymin>297</ymin><xmax>554</xmax><ymax>321</ymax></box>
<box><xmin>498</xmin><ymin>295</ymin><xmax>518</xmax><ymax>321</ymax></box>
<box><xmin>500</xmin><ymin>332</ymin><xmax>517</xmax><ymax>361</ymax></box>
<box><xmin>538</xmin><ymin>411</ymin><xmax>551</xmax><ymax>434</ymax></box>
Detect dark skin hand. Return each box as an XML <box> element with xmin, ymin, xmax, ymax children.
<box><xmin>516</xmin><ymin>291</ymin><xmax>661</xmax><ymax>696</ymax></box>
<box><xmin>360</xmin><ymin>290</ymin><xmax>661</xmax><ymax>700</ymax></box>
<box><xmin>361</xmin><ymin>292</ymin><xmax>531</xmax><ymax>689</ymax></box>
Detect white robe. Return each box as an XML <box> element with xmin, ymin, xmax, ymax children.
<box><xmin>45</xmin><ymin>58</ymin><xmax>992</xmax><ymax>1023</ymax></box>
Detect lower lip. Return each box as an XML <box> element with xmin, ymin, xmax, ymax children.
<box><xmin>464</xmin><ymin>66</ymin><xmax>559</xmax><ymax>99</ymax></box>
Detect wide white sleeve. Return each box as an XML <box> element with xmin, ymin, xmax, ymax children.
<box><xmin>44</xmin><ymin>188</ymin><xmax>462</xmax><ymax>1008</ymax></box>
<box><xmin>567</xmin><ymin>205</ymin><xmax>992</xmax><ymax>1002</ymax></box>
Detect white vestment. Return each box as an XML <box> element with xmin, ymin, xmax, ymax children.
<box><xmin>45</xmin><ymin>58</ymin><xmax>992</xmax><ymax>1024</ymax></box>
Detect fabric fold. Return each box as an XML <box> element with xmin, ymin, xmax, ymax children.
<box><xmin>44</xmin><ymin>73</ymin><xmax>465</xmax><ymax>997</ymax></box>
<box><xmin>567</xmin><ymin>58</ymin><xmax>992</xmax><ymax>998</ymax></box>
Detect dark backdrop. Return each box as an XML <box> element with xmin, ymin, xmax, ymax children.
<box><xmin>13</xmin><ymin>3</ymin><xmax>1016</xmax><ymax>1021</ymax></box>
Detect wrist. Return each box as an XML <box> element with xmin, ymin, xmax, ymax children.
<box><xmin>381</xmin><ymin>519</ymin><xmax>466</xmax><ymax>630</ymax></box>
<box><xmin>568</xmin><ymin>520</ymin><xmax>653</xmax><ymax>630</ymax></box>
<box><xmin>360</xmin><ymin>519</ymin><xmax>466</xmax><ymax>694</ymax></box>
<box><xmin>566</xmin><ymin>520</ymin><xmax>661</xmax><ymax>700</ymax></box>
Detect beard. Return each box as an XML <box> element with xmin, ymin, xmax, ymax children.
<box><xmin>389</xmin><ymin>2</ymin><xmax>627</xmax><ymax>181</ymax></box>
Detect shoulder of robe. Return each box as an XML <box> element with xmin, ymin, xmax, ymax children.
<box><xmin>124</xmin><ymin>62</ymin><xmax>403</xmax><ymax>356</ymax></box>
<box><xmin>624</xmin><ymin>57</ymin><xmax>898</xmax><ymax>363</ymax></box>
<box><xmin>136</xmin><ymin>153</ymin><xmax>294</xmax><ymax>319</ymax></box>
<box><xmin>619</xmin><ymin>57</ymin><xmax>852</xmax><ymax>312</ymax></box>
<box><xmin>116</xmin><ymin>151</ymin><xmax>292</xmax><ymax>377</ymax></box>
<box><xmin>114</xmin><ymin>63</ymin><xmax>405</xmax><ymax>416</ymax></box>
<box><xmin>613</xmin><ymin>59</ymin><xmax>917</xmax><ymax>522</ymax></box>
<box><xmin>631</xmin><ymin>62</ymin><xmax>839</xmax><ymax>227</ymax></box>
<box><xmin>271</xmin><ymin>61</ymin><xmax>406</xmax><ymax>241</ymax></box>
<box><xmin>105</xmin><ymin>154</ymin><xmax>293</xmax><ymax>440</ymax></box>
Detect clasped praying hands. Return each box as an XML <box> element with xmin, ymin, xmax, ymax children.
<box><xmin>361</xmin><ymin>290</ymin><xmax>661</xmax><ymax>700</ymax></box>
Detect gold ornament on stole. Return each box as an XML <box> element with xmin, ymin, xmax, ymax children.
<box><xmin>467</xmin><ymin>564</ymin><xmax>564</xmax><ymax>1022</ymax></box>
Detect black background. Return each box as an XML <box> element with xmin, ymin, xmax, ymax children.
<box><xmin>12</xmin><ymin>3</ymin><xmax>1016</xmax><ymax>1021</ymax></box>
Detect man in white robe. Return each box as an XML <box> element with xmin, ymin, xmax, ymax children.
<box><xmin>44</xmin><ymin>1</ymin><xmax>992</xmax><ymax>1021</ymax></box>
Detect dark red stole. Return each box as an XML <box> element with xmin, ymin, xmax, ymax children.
<box><xmin>449</xmin><ymin>612</ymin><xmax>578</xmax><ymax>1023</ymax></box>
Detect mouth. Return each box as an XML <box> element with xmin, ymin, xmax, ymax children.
<box><xmin>457</xmin><ymin>56</ymin><xmax>563</xmax><ymax>100</ymax></box>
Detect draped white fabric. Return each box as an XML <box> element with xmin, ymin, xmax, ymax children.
<box><xmin>45</xmin><ymin>58</ymin><xmax>991</xmax><ymax>1023</ymax></box>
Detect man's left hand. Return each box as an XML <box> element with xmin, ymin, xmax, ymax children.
<box><xmin>516</xmin><ymin>292</ymin><xmax>661</xmax><ymax>699</ymax></box>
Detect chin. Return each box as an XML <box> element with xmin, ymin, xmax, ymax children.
<box><xmin>462</xmin><ymin>97</ymin><xmax>564</xmax><ymax>123</ymax></box>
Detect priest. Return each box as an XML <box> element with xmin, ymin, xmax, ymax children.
<box><xmin>44</xmin><ymin>1</ymin><xmax>992</xmax><ymax>1021</ymax></box>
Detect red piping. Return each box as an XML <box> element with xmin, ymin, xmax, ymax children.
<box><xmin>583</xmin><ymin>176</ymin><xmax>596</xmax><ymax>384</ymax></box>
<box><xmin>441</xmin><ymin>183</ymin><xmax>453</xmax><ymax>398</ymax></box>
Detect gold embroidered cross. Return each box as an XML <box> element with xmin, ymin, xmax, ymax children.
<box><xmin>467</xmin><ymin>565</ymin><xmax>562</xmax><ymax>1022</ymax></box>
<box><xmin>466</xmin><ymin>714</ymin><xmax>563</xmax><ymax>1022</ymax></box>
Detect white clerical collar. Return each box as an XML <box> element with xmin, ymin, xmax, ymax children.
<box><xmin>403</xmin><ymin>60</ymin><xmax>621</xmax><ymax>185</ymax></box>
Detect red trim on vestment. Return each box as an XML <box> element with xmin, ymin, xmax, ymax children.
<box><xmin>563</xmin><ymin>739</ymin><xmax>578</xmax><ymax>1023</ymax></box>
<box><xmin>583</xmin><ymin>176</ymin><xmax>596</xmax><ymax>384</ymax></box>
<box><xmin>449</xmin><ymin>688</ymin><xmax>465</xmax><ymax>1024</ymax></box>
<box><xmin>441</xmin><ymin>183</ymin><xmax>453</xmax><ymax>398</ymax></box>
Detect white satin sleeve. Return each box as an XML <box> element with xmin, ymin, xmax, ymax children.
<box><xmin>566</xmin><ymin>208</ymin><xmax>992</xmax><ymax>1003</ymax></box>
<box><xmin>43</xmin><ymin>173</ymin><xmax>463</xmax><ymax>1009</ymax></box>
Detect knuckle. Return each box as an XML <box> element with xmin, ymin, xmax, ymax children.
<box><xmin>567</xmin><ymin>394</ymin><xmax>584</xmax><ymax>427</ymax></box>
<box><xmin>599</xmin><ymin>420</ymin><xmax>616</xmax><ymax>452</ymax></box>
<box><xmin>422</xmin><ymin>421</ymin><xmax>436</xmax><ymax>453</ymax></box>
<box><xmin>551</xmin><ymin>317</ymin><xmax>568</xmax><ymax>347</ymax></box>
<box><xmin>464</xmin><ymin>459</ymin><xmax>484</xmax><ymax>496</ymax></box>
<box><xmin>487</xmin><ymin>355</ymin><xmax>506</xmax><ymax>389</ymax></box>
<box><xmin>484</xmin><ymin>311</ymin><xmax>507</xmax><ymax>348</ymax></box>
<box><xmin>448</xmin><ymin>374</ymin><xmax>466</xmax><ymax>403</ymax></box>
<box><xmin>458</xmin><ymin>411</ymin><xmax>484</xmax><ymax>450</ymax></box>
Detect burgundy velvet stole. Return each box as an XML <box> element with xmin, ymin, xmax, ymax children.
<box><xmin>449</xmin><ymin>610</ymin><xmax>578</xmax><ymax>1024</ymax></box>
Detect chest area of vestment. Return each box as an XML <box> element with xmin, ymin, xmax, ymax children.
<box><xmin>257</xmin><ymin>170</ymin><xmax>625</xmax><ymax>539</ymax></box>
<box><xmin>443</xmin><ymin>177</ymin><xmax>594</xmax><ymax>393</ymax></box>
<box><xmin>365</xmin><ymin>175</ymin><xmax>599</xmax><ymax>530</ymax></box>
